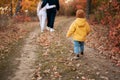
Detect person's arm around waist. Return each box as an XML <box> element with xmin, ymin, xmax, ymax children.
<box><xmin>46</xmin><ymin>3</ymin><xmax>56</xmax><ymax>9</ymax></box>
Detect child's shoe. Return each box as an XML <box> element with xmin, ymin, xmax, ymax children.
<box><xmin>77</xmin><ymin>54</ymin><xmax>79</xmax><ymax>57</ymax></box>
<box><xmin>81</xmin><ymin>52</ymin><xmax>84</xmax><ymax>55</ymax></box>
<box><xmin>72</xmin><ymin>54</ymin><xmax>80</xmax><ymax>60</ymax></box>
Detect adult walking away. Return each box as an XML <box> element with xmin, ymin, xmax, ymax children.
<box><xmin>37</xmin><ymin>0</ymin><xmax>56</xmax><ymax>32</ymax></box>
<box><xmin>41</xmin><ymin>0</ymin><xmax>60</xmax><ymax>32</ymax></box>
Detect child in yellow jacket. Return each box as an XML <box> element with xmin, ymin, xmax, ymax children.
<box><xmin>66</xmin><ymin>9</ymin><xmax>91</xmax><ymax>59</ymax></box>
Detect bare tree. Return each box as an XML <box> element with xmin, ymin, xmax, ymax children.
<box><xmin>15</xmin><ymin>0</ymin><xmax>22</xmax><ymax>15</ymax></box>
<box><xmin>10</xmin><ymin>0</ymin><xmax>13</xmax><ymax>16</ymax></box>
<box><xmin>86</xmin><ymin>0</ymin><xmax>91</xmax><ymax>19</ymax></box>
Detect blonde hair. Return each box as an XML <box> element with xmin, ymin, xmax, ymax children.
<box><xmin>76</xmin><ymin>9</ymin><xmax>85</xmax><ymax>18</ymax></box>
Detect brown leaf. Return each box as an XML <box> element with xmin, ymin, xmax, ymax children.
<box><xmin>54</xmin><ymin>72</ymin><xmax>61</xmax><ymax>78</ymax></box>
<box><xmin>42</xmin><ymin>52</ymin><xmax>49</xmax><ymax>56</ymax></box>
<box><xmin>52</xmin><ymin>66</ymin><xmax>57</xmax><ymax>71</ymax></box>
<box><xmin>81</xmin><ymin>76</ymin><xmax>86</xmax><ymax>80</ymax></box>
<box><xmin>116</xmin><ymin>60</ymin><xmax>120</xmax><ymax>67</ymax></box>
<box><xmin>100</xmin><ymin>76</ymin><xmax>109</xmax><ymax>80</ymax></box>
<box><xmin>43</xmin><ymin>69</ymin><xmax>50</xmax><ymax>73</ymax></box>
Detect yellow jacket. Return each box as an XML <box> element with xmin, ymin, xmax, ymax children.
<box><xmin>66</xmin><ymin>18</ymin><xmax>91</xmax><ymax>41</ymax></box>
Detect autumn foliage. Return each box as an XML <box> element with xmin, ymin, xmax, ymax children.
<box><xmin>94</xmin><ymin>0</ymin><xmax>120</xmax><ymax>54</ymax></box>
<box><xmin>59</xmin><ymin>0</ymin><xmax>86</xmax><ymax>16</ymax></box>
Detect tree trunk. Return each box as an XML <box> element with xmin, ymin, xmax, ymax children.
<box><xmin>15</xmin><ymin>0</ymin><xmax>22</xmax><ymax>15</ymax></box>
<box><xmin>10</xmin><ymin>0</ymin><xmax>13</xmax><ymax>16</ymax></box>
<box><xmin>86</xmin><ymin>0</ymin><xmax>91</xmax><ymax>19</ymax></box>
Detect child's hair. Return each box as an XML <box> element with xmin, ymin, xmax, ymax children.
<box><xmin>76</xmin><ymin>9</ymin><xmax>85</xmax><ymax>18</ymax></box>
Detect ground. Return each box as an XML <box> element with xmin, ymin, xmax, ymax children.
<box><xmin>0</xmin><ymin>16</ymin><xmax>120</xmax><ymax>80</ymax></box>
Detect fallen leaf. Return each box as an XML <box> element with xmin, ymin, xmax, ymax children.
<box><xmin>54</xmin><ymin>72</ymin><xmax>61</xmax><ymax>78</ymax></box>
<box><xmin>52</xmin><ymin>66</ymin><xmax>57</xmax><ymax>71</ymax></box>
<box><xmin>43</xmin><ymin>69</ymin><xmax>50</xmax><ymax>73</ymax></box>
<box><xmin>81</xmin><ymin>76</ymin><xmax>86</xmax><ymax>80</ymax></box>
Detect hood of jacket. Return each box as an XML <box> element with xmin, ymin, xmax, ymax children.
<box><xmin>74</xmin><ymin>18</ymin><xmax>86</xmax><ymax>27</ymax></box>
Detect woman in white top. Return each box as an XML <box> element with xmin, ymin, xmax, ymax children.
<box><xmin>37</xmin><ymin>0</ymin><xmax>56</xmax><ymax>32</ymax></box>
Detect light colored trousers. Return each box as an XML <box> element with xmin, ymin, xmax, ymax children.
<box><xmin>38</xmin><ymin>11</ymin><xmax>47</xmax><ymax>32</ymax></box>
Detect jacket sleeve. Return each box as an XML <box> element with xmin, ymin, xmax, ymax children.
<box><xmin>66</xmin><ymin>21</ymin><xmax>76</xmax><ymax>38</ymax></box>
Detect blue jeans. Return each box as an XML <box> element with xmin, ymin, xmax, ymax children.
<box><xmin>74</xmin><ymin>40</ymin><xmax>84</xmax><ymax>54</ymax></box>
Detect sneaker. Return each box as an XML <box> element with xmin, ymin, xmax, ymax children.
<box><xmin>77</xmin><ymin>54</ymin><xmax>79</xmax><ymax>57</ymax></box>
<box><xmin>50</xmin><ymin>28</ymin><xmax>55</xmax><ymax>32</ymax></box>
<box><xmin>81</xmin><ymin>52</ymin><xmax>84</xmax><ymax>55</ymax></box>
<box><xmin>46</xmin><ymin>26</ymin><xmax>50</xmax><ymax>31</ymax></box>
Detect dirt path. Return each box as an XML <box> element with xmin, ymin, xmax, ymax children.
<box><xmin>8</xmin><ymin>27</ymin><xmax>40</xmax><ymax>80</ymax></box>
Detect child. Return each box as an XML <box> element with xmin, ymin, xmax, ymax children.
<box><xmin>37</xmin><ymin>0</ymin><xmax>56</xmax><ymax>32</ymax></box>
<box><xmin>66</xmin><ymin>9</ymin><xmax>91</xmax><ymax>60</ymax></box>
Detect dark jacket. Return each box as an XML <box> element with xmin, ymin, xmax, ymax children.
<box><xmin>41</xmin><ymin>0</ymin><xmax>60</xmax><ymax>11</ymax></box>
